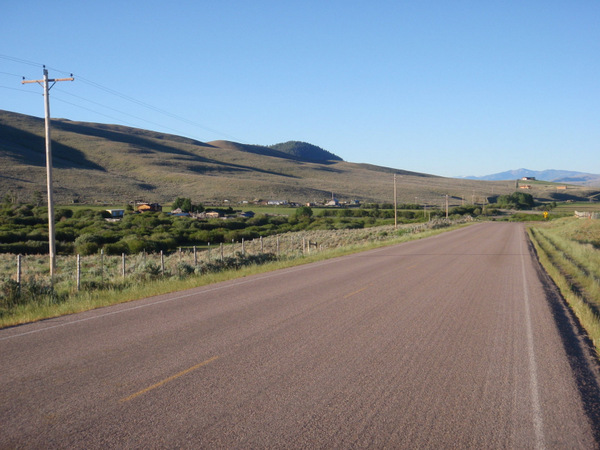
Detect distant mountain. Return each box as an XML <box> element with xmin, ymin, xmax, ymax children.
<box><xmin>461</xmin><ymin>169</ymin><xmax>600</xmax><ymax>186</ymax></box>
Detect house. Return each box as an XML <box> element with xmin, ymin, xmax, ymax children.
<box><xmin>521</xmin><ymin>177</ymin><xmax>536</xmax><ymax>181</ymax></box>
<box><xmin>204</xmin><ymin>211</ymin><xmax>221</xmax><ymax>219</ymax></box>
<box><xmin>137</xmin><ymin>203</ymin><xmax>162</xmax><ymax>213</ymax></box>
<box><xmin>169</xmin><ymin>208</ymin><xmax>190</xmax><ymax>217</ymax></box>
<box><xmin>106</xmin><ymin>209</ymin><xmax>124</xmax><ymax>219</ymax></box>
<box><xmin>105</xmin><ymin>209</ymin><xmax>124</xmax><ymax>222</ymax></box>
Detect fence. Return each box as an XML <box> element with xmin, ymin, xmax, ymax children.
<box><xmin>2</xmin><ymin>221</ymin><xmax>455</xmax><ymax>292</ymax></box>
<box><xmin>575</xmin><ymin>211</ymin><xmax>600</xmax><ymax>220</ymax></box>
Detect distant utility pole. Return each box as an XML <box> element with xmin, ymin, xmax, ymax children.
<box><xmin>393</xmin><ymin>174</ymin><xmax>397</xmax><ymax>229</ymax></box>
<box><xmin>445</xmin><ymin>194</ymin><xmax>449</xmax><ymax>219</ymax></box>
<box><xmin>22</xmin><ymin>66</ymin><xmax>74</xmax><ymax>282</ymax></box>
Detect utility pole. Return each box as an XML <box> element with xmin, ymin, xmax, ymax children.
<box><xmin>393</xmin><ymin>174</ymin><xmax>397</xmax><ymax>229</ymax></box>
<box><xmin>22</xmin><ymin>67</ymin><xmax>74</xmax><ymax>282</ymax></box>
<box><xmin>445</xmin><ymin>194</ymin><xmax>449</xmax><ymax>219</ymax></box>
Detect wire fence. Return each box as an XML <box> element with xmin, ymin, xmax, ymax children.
<box><xmin>2</xmin><ymin>220</ymin><xmax>458</xmax><ymax>293</ymax></box>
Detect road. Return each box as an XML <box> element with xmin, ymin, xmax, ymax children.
<box><xmin>1</xmin><ymin>222</ymin><xmax>599</xmax><ymax>448</ymax></box>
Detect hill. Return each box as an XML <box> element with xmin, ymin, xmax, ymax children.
<box><xmin>1</xmin><ymin>110</ymin><xmax>597</xmax><ymax>206</ymax></box>
<box><xmin>268</xmin><ymin>141</ymin><xmax>343</xmax><ymax>162</ymax></box>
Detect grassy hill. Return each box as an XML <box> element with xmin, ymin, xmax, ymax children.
<box><xmin>1</xmin><ymin>109</ymin><xmax>597</xmax><ymax>206</ymax></box>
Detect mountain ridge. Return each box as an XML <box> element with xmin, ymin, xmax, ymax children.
<box><xmin>461</xmin><ymin>168</ymin><xmax>600</xmax><ymax>186</ymax></box>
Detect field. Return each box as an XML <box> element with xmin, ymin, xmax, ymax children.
<box><xmin>550</xmin><ymin>201</ymin><xmax>600</xmax><ymax>214</ymax></box>
<box><xmin>528</xmin><ymin>217</ymin><xmax>600</xmax><ymax>355</ymax></box>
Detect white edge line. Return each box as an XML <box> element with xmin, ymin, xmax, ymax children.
<box><xmin>520</xmin><ymin>232</ymin><xmax>546</xmax><ymax>449</ymax></box>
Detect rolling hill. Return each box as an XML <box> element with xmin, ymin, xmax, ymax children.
<box><xmin>1</xmin><ymin>109</ymin><xmax>597</xmax><ymax>206</ymax></box>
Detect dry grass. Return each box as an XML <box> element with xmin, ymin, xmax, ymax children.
<box><xmin>528</xmin><ymin>218</ymin><xmax>600</xmax><ymax>355</ymax></box>
<box><xmin>4</xmin><ymin>110</ymin><xmax>596</xmax><ymax>206</ymax></box>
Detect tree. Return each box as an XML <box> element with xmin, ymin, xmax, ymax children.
<box><xmin>495</xmin><ymin>192</ymin><xmax>535</xmax><ymax>210</ymax></box>
<box><xmin>172</xmin><ymin>197</ymin><xmax>202</xmax><ymax>213</ymax></box>
<box><xmin>295</xmin><ymin>206</ymin><xmax>313</xmax><ymax>220</ymax></box>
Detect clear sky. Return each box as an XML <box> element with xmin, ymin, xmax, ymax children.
<box><xmin>1</xmin><ymin>1</ymin><xmax>598</xmax><ymax>177</ymax></box>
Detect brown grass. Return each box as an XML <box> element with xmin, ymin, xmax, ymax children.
<box><xmin>2</xmin><ymin>109</ymin><xmax>597</xmax><ymax>207</ymax></box>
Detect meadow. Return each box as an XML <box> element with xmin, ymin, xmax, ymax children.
<box><xmin>528</xmin><ymin>217</ymin><xmax>600</xmax><ymax>355</ymax></box>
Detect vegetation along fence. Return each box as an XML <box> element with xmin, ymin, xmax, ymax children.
<box><xmin>1</xmin><ymin>220</ymin><xmax>458</xmax><ymax>304</ymax></box>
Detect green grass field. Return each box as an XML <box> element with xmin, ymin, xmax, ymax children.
<box><xmin>551</xmin><ymin>202</ymin><xmax>600</xmax><ymax>214</ymax></box>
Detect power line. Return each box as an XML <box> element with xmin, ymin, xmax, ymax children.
<box><xmin>0</xmin><ymin>54</ymin><xmax>41</xmax><ymax>68</ymax></box>
<box><xmin>3</xmin><ymin>53</ymin><xmax>243</xmax><ymax>142</ymax></box>
<box><xmin>0</xmin><ymin>85</ymin><xmax>40</xmax><ymax>95</ymax></box>
<box><xmin>0</xmin><ymin>71</ymin><xmax>23</xmax><ymax>78</ymax></box>
<box><xmin>52</xmin><ymin>88</ymin><xmax>199</xmax><ymax>137</ymax></box>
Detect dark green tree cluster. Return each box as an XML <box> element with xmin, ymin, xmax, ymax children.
<box><xmin>493</xmin><ymin>192</ymin><xmax>535</xmax><ymax>210</ymax></box>
<box><xmin>172</xmin><ymin>197</ymin><xmax>204</xmax><ymax>213</ymax></box>
<box><xmin>0</xmin><ymin>203</ymin><xmax>440</xmax><ymax>256</ymax></box>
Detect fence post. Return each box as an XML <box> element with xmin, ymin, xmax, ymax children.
<box><xmin>160</xmin><ymin>250</ymin><xmax>165</xmax><ymax>276</ymax></box>
<box><xmin>17</xmin><ymin>254</ymin><xmax>22</xmax><ymax>295</ymax></box>
<box><xmin>193</xmin><ymin>246</ymin><xmax>197</xmax><ymax>265</ymax></box>
<box><xmin>122</xmin><ymin>253</ymin><xmax>126</xmax><ymax>278</ymax></box>
<box><xmin>76</xmin><ymin>254</ymin><xmax>81</xmax><ymax>291</ymax></box>
<box><xmin>260</xmin><ymin>236</ymin><xmax>263</xmax><ymax>253</ymax></box>
<box><xmin>242</xmin><ymin>238</ymin><xmax>245</xmax><ymax>255</ymax></box>
<box><xmin>179</xmin><ymin>247</ymin><xmax>182</xmax><ymax>262</ymax></box>
<box><xmin>100</xmin><ymin>249</ymin><xmax>104</xmax><ymax>283</ymax></box>
<box><xmin>208</xmin><ymin>242</ymin><xmax>211</xmax><ymax>261</ymax></box>
<box><xmin>276</xmin><ymin>236</ymin><xmax>280</xmax><ymax>257</ymax></box>
<box><xmin>220</xmin><ymin>243</ymin><xmax>224</xmax><ymax>261</ymax></box>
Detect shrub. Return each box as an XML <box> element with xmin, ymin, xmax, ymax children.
<box><xmin>76</xmin><ymin>242</ymin><xmax>99</xmax><ymax>256</ymax></box>
<box><xmin>103</xmin><ymin>241</ymin><xmax>128</xmax><ymax>255</ymax></box>
<box><xmin>177</xmin><ymin>262</ymin><xmax>195</xmax><ymax>277</ymax></box>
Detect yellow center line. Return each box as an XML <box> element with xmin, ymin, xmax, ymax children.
<box><xmin>120</xmin><ymin>355</ymin><xmax>219</xmax><ymax>402</ymax></box>
<box><xmin>343</xmin><ymin>286</ymin><xmax>370</xmax><ymax>299</ymax></box>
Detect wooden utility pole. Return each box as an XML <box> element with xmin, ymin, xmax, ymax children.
<box><xmin>22</xmin><ymin>67</ymin><xmax>74</xmax><ymax>282</ymax></box>
<box><xmin>445</xmin><ymin>194</ymin><xmax>449</xmax><ymax>219</ymax></box>
<box><xmin>393</xmin><ymin>174</ymin><xmax>397</xmax><ymax>229</ymax></box>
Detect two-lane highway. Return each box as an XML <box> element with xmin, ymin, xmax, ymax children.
<box><xmin>1</xmin><ymin>222</ymin><xmax>598</xmax><ymax>448</ymax></box>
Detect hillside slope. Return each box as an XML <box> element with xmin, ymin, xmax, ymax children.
<box><xmin>1</xmin><ymin>110</ymin><xmax>596</xmax><ymax>205</ymax></box>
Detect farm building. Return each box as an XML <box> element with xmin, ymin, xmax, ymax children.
<box><xmin>137</xmin><ymin>203</ymin><xmax>162</xmax><ymax>213</ymax></box>
<box><xmin>105</xmin><ymin>209</ymin><xmax>124</xmax><ymax>219</ymax></box>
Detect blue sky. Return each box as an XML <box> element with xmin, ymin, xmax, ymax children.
<box><xmin>1</xmin><ymin>1</ymin><xmax>599</xmax><ymax>177</ymax></box>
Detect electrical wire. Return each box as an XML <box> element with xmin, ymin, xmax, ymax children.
<box><xmin>1</xmin><ymin>53</ymin><xmax>243</xmax><ymax>142</ymax></box>
<box><xmin>52</xmin><ymin>87</ymin><xmax>200</xmax><ymax>138</ymax></box>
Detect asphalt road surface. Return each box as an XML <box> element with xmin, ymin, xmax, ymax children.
<box><xmin>2</xmin><ymin>222</ymin><xmax>599</xmax><ymax>448</ymax></box>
